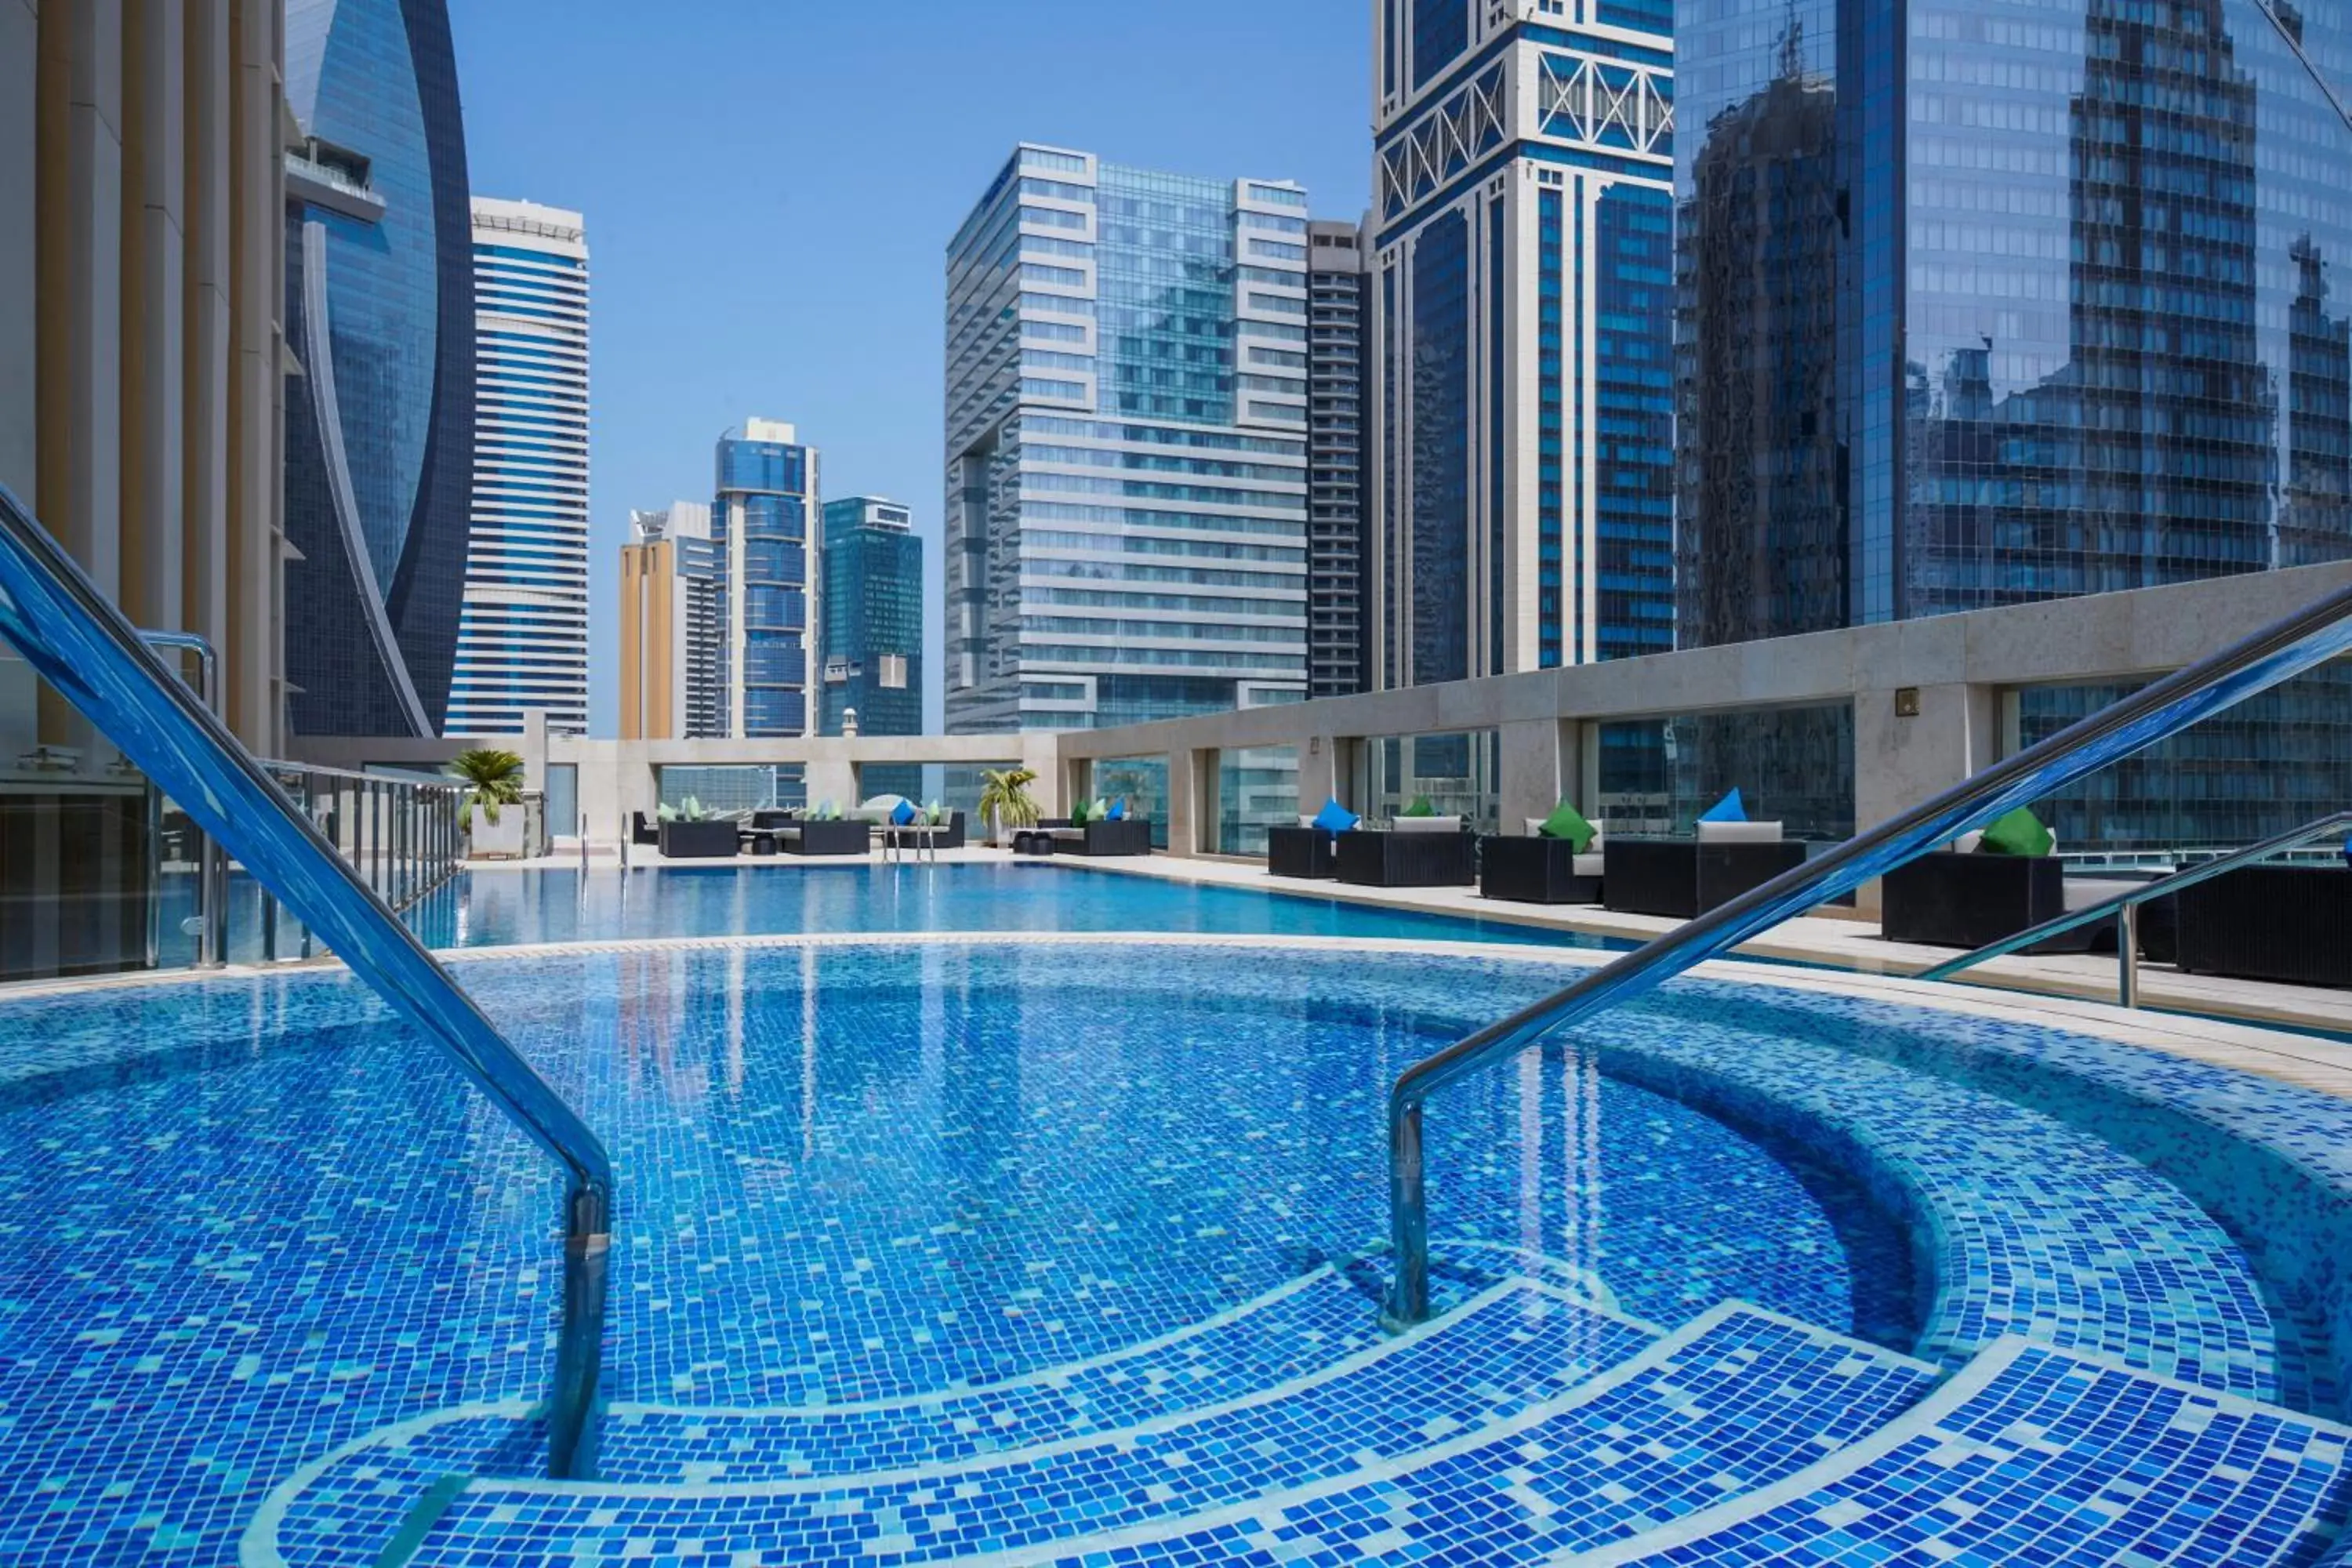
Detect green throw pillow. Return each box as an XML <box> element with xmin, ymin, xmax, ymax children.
<box><xmin>1069</xmin><ymin>798</ymin><xmax>1090</xmax><ymax>827</ymax></box>
<box><xmin>1978</xmin><ymin>806</ymin><xmax>2053</xmax><ymax>857</ymax></box>
<box><xmin>1537</xmin><ymin>799</ymin><xmax>1595</xmax><ymax>852</ymax></box>
<box><xmin>1402</xmin><ymin>794</ymin><xmax>1436</xmax><ymax>818</ymax></box>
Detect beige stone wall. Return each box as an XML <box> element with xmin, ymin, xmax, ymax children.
<box><xmin>2</xmin><ymin>0</ymin><xmax>285</xmax><ymax>764</ymax></box>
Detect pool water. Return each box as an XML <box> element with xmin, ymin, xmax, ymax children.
<box><xmin>159</xmin><ymin>862</ymin><xmax>1627</xmax><ymax>965</ymax></box>
<box><xmin>5</xmin><ymin>929</ymin><xmax>2350</xmax><ymax>1564</ymax></box>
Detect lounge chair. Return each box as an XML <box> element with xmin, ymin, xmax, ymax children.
<box><xmin>1482</xmin><ymin>821</ymin><xmax>1606</xmax><ymax>905</ymax></box>
<box><xmin>1337</xmin><ymin>816</ymin><xmax>1477</xmax><ymax>888</ymax></box>
<box><xmin>1602</xmin><ymin>819</ymin><xmax>1804</xmax><ymax>918</ymax></box>
<box><xmin>630</xmin><ymin>811</ymin><xmax>660</xmax><ymax>848</ymax></box>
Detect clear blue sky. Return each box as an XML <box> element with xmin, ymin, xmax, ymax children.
<box><xmin>448</xmin><ymin>2</ymin><xmax>1372</xmax><ymax>737</ymax></box>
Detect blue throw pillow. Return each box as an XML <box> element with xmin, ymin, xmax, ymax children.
<box><xmin>1697</xmin><ymin>789</ymin><xmax>1747</xmax><ymax>824</ymax></box>
<box><xmin>1107</xmin><ymin>798</ymin><xmax>1127</xmax><ymax>822</ymax></box>
<box><xmin>890</xmin><ymin>799</ymin><xmax>916</xmax><ymax>826</ymax></box>
<box><xmin>1310</xmin><ymin>797</ymin><xmax>1359</xmax><ymax>834</ymax></box>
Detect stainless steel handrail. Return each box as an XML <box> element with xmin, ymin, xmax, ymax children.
<box><xmin>0</xmin><ymin>482</ymin><xmax>612</xmax><ymax>1478</ymax></box>
<box><xmin>1917</xmin><ymin>810</ymin><xmax>2352</xmax><ymax>1007</ymax></box>
<box><xmin>1383</xmin><ymin>575</ymin><xmax>2352</xmax><ymax>1328</ymax></box>
<box><xmin>137</xmin><ymin>629</ymin><xmax>227</xmax><ymax>968</ymax></box>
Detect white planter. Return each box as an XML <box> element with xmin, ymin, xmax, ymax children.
<box><xmin>469</xmin><ymin>804</ymin><xmax>526</xmax><ymax>860</ymax></box>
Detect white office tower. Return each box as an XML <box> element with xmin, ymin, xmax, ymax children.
<box><xmin>448</xmin><ymin>197</ymin><xmax>591</xmax><ymax>735</ymax></box>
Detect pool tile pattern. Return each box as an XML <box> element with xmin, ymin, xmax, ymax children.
<box><xmin>1587</xmin><ymin>1339</ymin><xmax>2352</xmax><ymax>1567</ymax></box>
<box><xmin>7</xmin><ymin>937</ymin><xmax>2352</xmax><ymax>1564</ymax></box>
<box><xmin>293</xmin><ymin>1281</ymin><xmax>1653</xmax><ymax>1566</ymax></box>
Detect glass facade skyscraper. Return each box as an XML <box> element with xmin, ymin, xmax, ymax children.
<box><xmin>944</xmin><ymin>146</ymin><xmax>1310</xmax><ymax>732</ymax></box>
<box><xmin>447</xmin><ymin>198</ymin><xmax>590</xmax><ymax>737</ymax></box>
<box><xmin>713</xmin><ymin>420</ymin><xmax>818</xmax><ymax>739</ymax></box>
<box><xmin>1370</xmin><ymin>0</ymin><xmax>1676</xmax><ymax>688</ymax></box>
<box><xmin>818</xmin><ymin>496</ymin><xmax>924</xmax><ymax>739</ymax></box>
<box><xmin>281</xmin><ymin>0</ymin><xmax>474</xmax><ymax>737</ymax></box>
<box><xmin>1674</xmin><ymin>0</ymin><xmax>2352</xmax><ymax>848</ymax></box>
<box><xmin>1308</xmin><ymin>219</ymin><xmax>1373</xmax><ymax>698</ymax></box>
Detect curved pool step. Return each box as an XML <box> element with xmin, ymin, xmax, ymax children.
<box><xmin>1563</xmin><ymin>1337</ymin><xmax>2352</xmax><ymax>1567</ymax></box>
<box><xmin>1592</xmin><ymin>1004</ymin><xmax>2288</xmax><ymax>1399</ymax></box>
<box><xmin>371</xmin><ymin>1280</ymin><xmax>1650</xmax><ymax>1567</ymax></box>
<box><xmin>1018</xmin><ymin>1301</ymin><xmax>1940</xmax><ymax>1566</ymax></box>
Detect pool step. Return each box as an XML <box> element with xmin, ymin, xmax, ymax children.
<box><xmin>383</xmin><ymin>1280</ymin><xmax>1647</xmax><ymax>1566</ymax></box>
<box><xmin>1020</xmin><ymin>1301</ymin><xmax>1941</xmax><ymax>1566</ymax></box>
<box><xmin>1566</xmin><ymin>1337</ymin><xmax>2352</xmax><ymax>1567</ymax></box>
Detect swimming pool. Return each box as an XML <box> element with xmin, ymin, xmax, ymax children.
<box><xmin>4</xmin><ymin>923</ymin><xmax>2350</xmax><ymax>1562</ymax></box>
<box><xmin>164</xmin><ymin>862</ymin><xmax>1624</xmax><ymax>964</ymax></box>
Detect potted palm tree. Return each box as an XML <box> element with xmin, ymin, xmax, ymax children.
<box><xmin>449</xmin><ymin>746</ymin><xmax>528</xmax><ymax>859</ymax></box>
<box><xmin>975</xmin><ymin>767</ymin><xmax>1040</xmax><ymax>848</ymax></box>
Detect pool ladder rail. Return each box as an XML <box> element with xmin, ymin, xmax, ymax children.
<box><xmin>1385</xmin><ymin>572</ymin><xmax>2352</xmax><ymax>1330</ymax></box>
<box><xmin>1918</xmin><ymin>808</ymin><xmax>2352</xmax><ymax>1007</ymax></box>
<box><xmin>0</xmin><ymin>480</ymin><xmax>614</xmax><ymax>1480</ymax></box>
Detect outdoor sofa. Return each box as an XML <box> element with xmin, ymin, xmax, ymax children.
<box><xmin>1602</xmin><ymin>820</ymin><xmax>1804</xmax><ymax>919</ymax></box>
<box><xmin>2171</xmin><ymin>862</ymin><xmax>2352</xmax><ymax>988</ymax></box>
<box><xmin>1336</xmin><ymin>816</ymin><xmax>1477</xmax><ymax>888</ymax></box>
<box><xmin>880</xmin><ymin>810</ymin><xmax>966</xmax><ymax>852</ymax></box>
<box><xmin>1016</xmin><ymin>817</ymin><xmax>1152</xmax><ymax>857</ymax></box>
<box><xmin>748</xmin><ymin>809</ymin><xmax>873</xmax><ymax>856</ymax></box>
<box><xmin>1878</xmin><ymin>847</ymin><xmax>2136</xmax><ymax>954</ymax></box>
<box><xmin>1265</xmin><ymin>824</ymin><xmax>1341</xmax><ymax>879</ymax></box>
<box><xmin>1482</xmin><ymin>822</ymin><xmax>1606</xmax><ymax>905</ymax></box>
<box><xmin>657</xmin><ymin>818</ymin><xmax>739</xmax><ymax>859</ymax></box>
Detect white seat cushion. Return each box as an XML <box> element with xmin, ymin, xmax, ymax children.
<box><xmin>1952</xmin><ymin>829</ymin><xmax>1986</xmax><ymax>855</ymax></box>
<box><xmin>1696</xmin><ymin>819</ymin><xmax>1784</xmax><ymax>844</ymax></box>
<box><xmin>1393</xmin><ymin>815</ymin><xmax>1463</xmax><ymax>834</ymax></box>
<box><xmin>1572</xmin><ymin>853</ymin><xmax>1606</xmax><ymax>878</ymax></box>
<box><xmin>1299</xmin><ymin>815</ymin><xmax>1319</xmax><ymax>830</ymax></box>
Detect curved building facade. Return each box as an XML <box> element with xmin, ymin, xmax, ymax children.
<box><xmin>281</xmin><ymin>0</ymin><xmax>474</xmax><ymax>737</ymax></box>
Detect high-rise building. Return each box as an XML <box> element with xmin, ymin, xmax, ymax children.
<box><xmin>713</xmin><ymin>420</ymin><xmax>818</xmax><ymax>738</ymax></box>
<box><xmin>1672</xmin><ymin>0</ymin><xmax>2352</xmax><ymax>848</ymax></box>
<box><xmin>1307</xmin><ymin>219</ymin><xmax>1372</xmax><ymax>699</ymax></box>
<box><xmin>944</xmin><ymin>145</ymin><xmax>1310</xmax><ymax>732</ymax></box>
<box><xmin>447</xmin><ymin>198</ymin><xmax>590</xmax><ymax>737</ymax></box>
<box><xmin>818</xmin><ymin>497</ymin><xmax>923</xmax><ymax>739</ymax></box>
<box><xmin>281</xmin><ymin>0</ymin><xmax>475</xmax><ymax>738</ymax></box>
<box><xmin>619</xmin><ymin>502</ymin><xmax>721</xmax><ymax>741</ymax></box>
<box><xmin>1368</xmin><ymin>0</ymin><xmax>1676</xmax><ymax>688</ymax></box>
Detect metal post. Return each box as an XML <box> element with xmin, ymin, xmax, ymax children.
<box><xmin>579</xmin><ymin>813</ymin><xmax>589</xmax><ymax>876</ymax></box>
<box><xmin>619</xmin><ymin>812</ymin><xmax>629</xmax><ymax>871</ymax></box>
<box><xmin>2118</xmin><ymin>901</ymin><xmax>2141</xmax><ymax>1009</ymax></box>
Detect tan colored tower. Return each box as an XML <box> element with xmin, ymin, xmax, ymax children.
<box><xmin>619</xmin><ymin>502</ymin><xmax>719</xmax><ymax>740</ymax></box>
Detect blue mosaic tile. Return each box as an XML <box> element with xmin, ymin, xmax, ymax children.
<box><xmin>3</xmin><ymin>934</ymin><xmax>2351</xmax><ymax>1565</ymax></box>
<box><xmin>1590</xmin><ymin>1338</ymin><xmax>2352</xmax><ymax>1566</ymax></box>
<box><xmin>381</xmin><ymin>1281</ymin><xmax>1652</xmax><ymax>1566</ymax></box>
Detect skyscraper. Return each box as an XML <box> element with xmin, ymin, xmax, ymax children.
<box><xmin>1369</xmin><ymin>0</ymin><xmax>1675</xmax><ymax>688</ymax></box>
<box><xmin>818</xmin><ymin>496</ymin><xmax>923</xmax><ymax>739</ymax></box>
<box><xmin>281</xmin><ymin>0</ymin><xmax>474</xmax><ymax>738</ymax></box>
<box><xmin>447</xmin><ymin>198</ymin><xmax>590</xmax><ymax>737</ymax></box>
<box><xmin>619</xmin><ymin>502</ymin><xmax>721</xmax><ymax>741</ymax></box>
<box><xmin>713</xmin><ymin>420</ymin><xmax>818</xmax><ymax>738</ymax></box>
<box><xmin>1673</xmin><ymin>0</ymin><xmax>2352</xmax><ymax>848</ymax></box>
<box><xmin>1307</xmin><ymin>219</ymin><xmax>1372</xmax><ymax>698</ymax></box>
<box><xmin>944</xmin><ymin>146</ymin><xmax>1310</xmax><ymax>732</ymax></box>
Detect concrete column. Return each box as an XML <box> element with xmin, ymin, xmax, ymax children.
<box><xmin>1018</xmin><ymin>733</ymin><xmax>1063</xmax><ymax>817</ymax></box>
<box><xmin>1851</xmin><ymin>681</ymin><xmax>1999</xmax><ymax>913</ymax></box>
<box><xmin>1165</xmin><ymin>747</ymin><xmax>1200</xmax><ymax>858</ymax></box>
<box><xmin>804</xmin><ymin>755</ymin><xmax>856</xmax><ymax>810</ymax></box>
<box><xmin>1497</xmin><ymin>717</ymin><xmax>1562</xmax><ymax>832</ymax></box>
<box><xmin>0</xmin><ymin>1</ymin><xmax>36</xmax><ymax>499</ymax></box>
<box><xmin>225</xmin><ymin>0</ymin><xmax>280</xmax><ymax>753</ymax></box>
<box><xmin>35</xmin><ymin>0</ymin><xmax>124</xmax><ymax>750</ymax></box>
<box><xmin>119</xmin><ymin>0</ymin><xmax>183</xmax><ymax>634</ymax></box>
<box><xmin>180</xmin><ymin>0</ymin><xmax>231</xmax><ymax>666</ymax></box>
<box><xmin>1296</xmin><ymin>733</ymin><xmax>1335</xmax><ymax>816</ymax></box>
